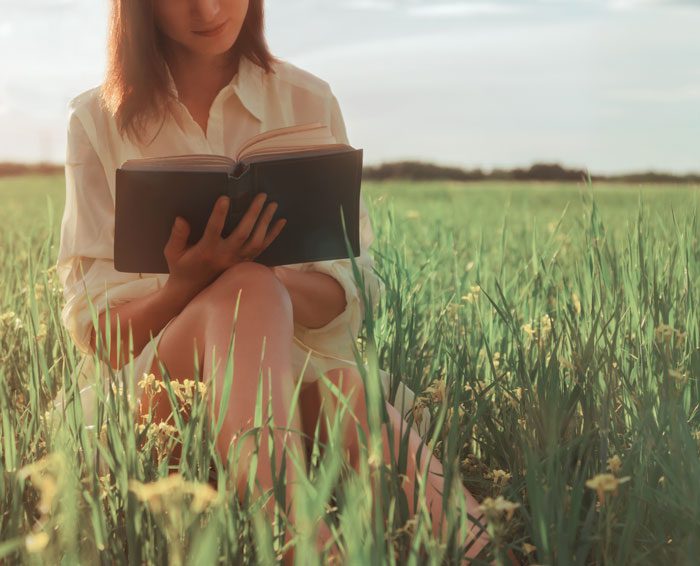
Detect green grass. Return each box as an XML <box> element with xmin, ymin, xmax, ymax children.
<box><xmin>1</xmin><ymin>175</ymin><xmax>699</xmax><ymax>564</ymax></box>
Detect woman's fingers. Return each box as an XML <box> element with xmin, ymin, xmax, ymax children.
<box><xmin>260</xmin><ymin>218</ymin><xmax>287</xmax><ymax>251</ymax></box>
<box><xmin>241</xmin><ymin>218</ymin><xmax>287</xmax><ymax>257</ymax></box>
<box><xmin>201</xmin><ymin>195</ymin><xmax>230</xmax><ymax>247</ymax></box>
<box><xmin>197</xmin><ymin>192</ymin><xmax>286</xmax><ymax>263</ymax></box>
<box><xmin>239</xmin><ymin>201</ymin><xmax>279</xmax><ymax>256</ymax></box>
<box><xmin>227</xmin><ymin>193</ymin><xmax>267</xmax><ymax>245</ymax></box>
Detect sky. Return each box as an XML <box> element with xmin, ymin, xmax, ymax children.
<box><xmin>0</xmin><ymin>0</ymin><xmax>698</xmax><ymax>174</ymax></box>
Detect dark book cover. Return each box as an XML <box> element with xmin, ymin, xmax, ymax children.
<box><xmin>114</xmin><ymin>147</ymin><xmax>363</xmax><ymax>273</ymax></box>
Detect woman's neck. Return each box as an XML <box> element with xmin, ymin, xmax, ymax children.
<box><xmin>162</xmin><ymin>41</ymin><xmax>238</xmax><ymax>105</ymax></box>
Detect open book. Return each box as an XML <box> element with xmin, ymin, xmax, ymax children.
<box><xmin>115</xmin><ymin>122</ymin><xmax>363</xmax><ymax>273</ymax></box>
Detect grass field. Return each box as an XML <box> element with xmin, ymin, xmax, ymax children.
<box><xmin>1</xmin><ymin>175</ymin><xmax>699</xmax><ymax>564</ymax></box>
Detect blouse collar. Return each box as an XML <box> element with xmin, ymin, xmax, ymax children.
<box><xmin>164</xmin><ymin>54</ymin><xmax>265</xmax><ymax>123</ymax></box>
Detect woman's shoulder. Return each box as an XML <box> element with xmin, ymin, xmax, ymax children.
<box><xmin>267</xmin><ymin>57</ymin><xmax>334</xmax><ymax>100</ymax></box>
<box><xmin>69</xmin><ymin>85</ymin><xmax>101</xmax><ymax>110</ymax></box>
<box><xmin>67</xmin><ymin>85</ymin><xmax>106</xmax><ymax>125</ymax></box>
<box><xmin>65</xmin><ymin>85</ymin><xmax>117</xmax><ymax>147</ymax></box>
<box><xmin>65</xmin><ymin>85</ymin><xmax>128</xmax><ymax>191</ymax></box>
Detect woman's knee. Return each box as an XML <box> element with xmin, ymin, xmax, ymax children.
<box><xmin>190</xmin><ymin>262</ymin><xmax>292</xmax><ymax>318</ymax></box>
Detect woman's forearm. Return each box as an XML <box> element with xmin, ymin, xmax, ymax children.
<box><xmin>90</xmin><ymin>279</ymin><xmax>200</xmax><ymax>371</ymax></box>
<box><xmin>273</xmin><ymin>267</ymin><xmax>346</xmax><ymax>329</ymax></box>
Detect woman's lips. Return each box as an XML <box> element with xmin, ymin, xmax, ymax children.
<box><xmin>193</xmin><ymin>19</ymin><xmax>228</xmax><ymax>37</ymax></box>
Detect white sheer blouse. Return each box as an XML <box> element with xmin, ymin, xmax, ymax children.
<box><xmin>55</xmin><ymin>55</ymin><xmax>384</xmax><ymax>391</ymax></box>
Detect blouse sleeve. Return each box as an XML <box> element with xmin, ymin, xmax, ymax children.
<box><xmin>292</xmin><ymin>91</ymin><xmax>385</xmax><ymax>359</ymax></box>
<box><xmin>56</xmin><ymin>107</ymin><xmax>163</xmax><ymax>356</ymax></box>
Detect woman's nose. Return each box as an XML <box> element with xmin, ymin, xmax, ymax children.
<box><xmin>191</xmin><ymin>0</ymin><xmax>221</xmax><ymax>23</ymax></box>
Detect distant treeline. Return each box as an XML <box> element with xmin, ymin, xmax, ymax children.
<box><xmin>0</xmin><ymin>162</ymin><xmax>64</xmax><ymax>176</ymax></box>
<box><xmin>362</xmin><ymin>161</ymin><xmax>700</xmax><ymax>184</ymax></box>
<box><xmin>1</xmin><ymin>160</ymin><xmax>698</xmax><ymax>184</ymax></box>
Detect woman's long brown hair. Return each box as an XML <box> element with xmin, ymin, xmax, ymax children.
<box><xmin>101</xmin><ymin>0</ymin><xmax>279</xmax><ymax>146</ymax></box>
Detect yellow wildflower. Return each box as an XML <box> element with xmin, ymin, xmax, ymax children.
<box><xmin>405</xmin><ymin>210</ymin><xmax>420</xmax><ymax>219</ymax></box>
<box><xmin>0</xmin><ymin>310</ymin><xmax>17</xmax><ymax>324</ymax></box>
<box><xmin>461</xmin><ymin>284</ymin><xmax>481</xmax><ymax>304</ymax></box>
<box><xmin>18</xmin><ymin>452</ymin><xmax>66</xmax><ymax>516</ymax></box>
<box><xmin>541</xmin><ymin>313</ymin><xmax>552</xmax><ymax>333</ymax></box>
<box><xmin>486</xmin><ymin>469</ymin><xmax>512</xmax><ymax>487</ymax></box>
<box><xmin>606</xmin><ymin>455</ymin><xmax>622</xmax><ymax>475</ymax></box>
<box><xmin>668</xmin><ymin>368</ymin><xmax>688</xmax><ymax>387</ymax></box>
<box><xmin>172</xmin><ymin>378</ymin><xmax>209</xmax><ymax>407</ymax></box>
<box><xmin>478</xmin><ymin>495</ymin><xmax>520</xmax><ymax>522</ymax></box>
<box><xmin>36</xmin><ymin>322</ymin><xmax>48</xmax><ymax>343</ymax></box>
<box><xmin>521</xmin><ymin>323</ymin><xmax>535</xmax><ymax>337</ymax></box>
<box><xmin>522</xmin><ymin>314</ymin><xmax>553</xmax><ymax>347</ymax></box>
<box><xmin>129</xmin><ymin>473</ymin><xmax>221</xmax><ymax>515</ymax></box>
<box><xmin>25</xmin><ymin>531</ymin><xmax>50</xmax><ymax>554</ymax></box>
<box><xmin>654</xmin><ymin>323</ymin><xmax>687</xmax><ymax>348</ymax></box>
<box><xmin>654</xmin><ymin>323</ymin><xmax>674</xmax><ymax>343</ymax></box>
<box><xmin>423</xmin><ymin>379</ymin><xmax>446</xmax><ymax>404</ymax></box>
<box><xmin>34</xmin><ymin>282</ymin><xmax>46</xmax><ymax>302</ymax></box>
<box><xmin>571</xmin><ymin>292</ymin><xmax>581</xmax><ymax>316</ymax></box>
<box><xmin>585</xmin><ymin>473</ymin><xmax>631</xmax><ymax>504</ymax></box>
<box><xmin>0</xmin><ymin>311</ymin><xmax>24</xmax><ymax>330</ymax></box>
<box><xmin>137</xmin><ymin>372</ymin><xmax>162</xmax><ymax>395</ymax></box>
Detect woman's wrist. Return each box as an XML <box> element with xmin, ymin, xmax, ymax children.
<box><xmin>161</xmin><ymin>277</ymin><xmax>204</xmax><ymax>314</ymax></box>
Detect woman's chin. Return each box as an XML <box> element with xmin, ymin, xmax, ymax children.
<box><xmin>186</xmin><ymin>37</ymin><xmax>239</xmax><ymax>57</ymax></box>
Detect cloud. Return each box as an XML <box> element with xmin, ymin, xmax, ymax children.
<box><xmin>331</xmin><ymin>0</ymin><xmax>700</xmax><ymax>12</ymax></box>
<box><xmin>0</xmin><ymin>22</ymin><xmax>12</xmax><ymax>38</ymax></box>
<box><xmin>607</xmin><ymin>85</ymin><xmax>700</xmax><ymax>102</ymax></box>
<box><xmin>407</xmin><ymin>2</ymin><xmax>522</xmax><ymax>16</ymax></box>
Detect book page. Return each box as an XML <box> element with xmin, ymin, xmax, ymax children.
<box><xmin>242</xmin><ymin>145</ymin><xmax>353</xmax><ymax>164</ymax></box>
<box><xmin>235</xmin><ymin>122</ymin><xmax>343</xmax><ymax>161</ymax></box>
<box><xmin>118</xmin><ymin>123</ymin><xmax>352</xmax><ymax>172</ymax></box>
<box><xmin>120</xmin><ymin>154</ymin><xmax>235</xmax><ymax>172</ymax></box>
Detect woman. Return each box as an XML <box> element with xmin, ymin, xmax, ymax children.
<box><xmin>54</xmin><ymin>0</ymin><xmax>493</xmax><ymax>561</ymax></box>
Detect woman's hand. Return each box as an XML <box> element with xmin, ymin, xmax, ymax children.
<box><xmin>163</xmin><ymin>193</ymin><xmax>286</xmax><ymax>296</ymax></box>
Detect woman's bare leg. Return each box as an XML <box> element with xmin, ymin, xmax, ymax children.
<box><xmin>141</xmin><ymin>263</ymin><xmax>307</xmax><ymax>551</ymax></box>
<box><xmin>309</xmin><ymin>367</ymin><xmax>491</xmax><ymax>560</ymax></box>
